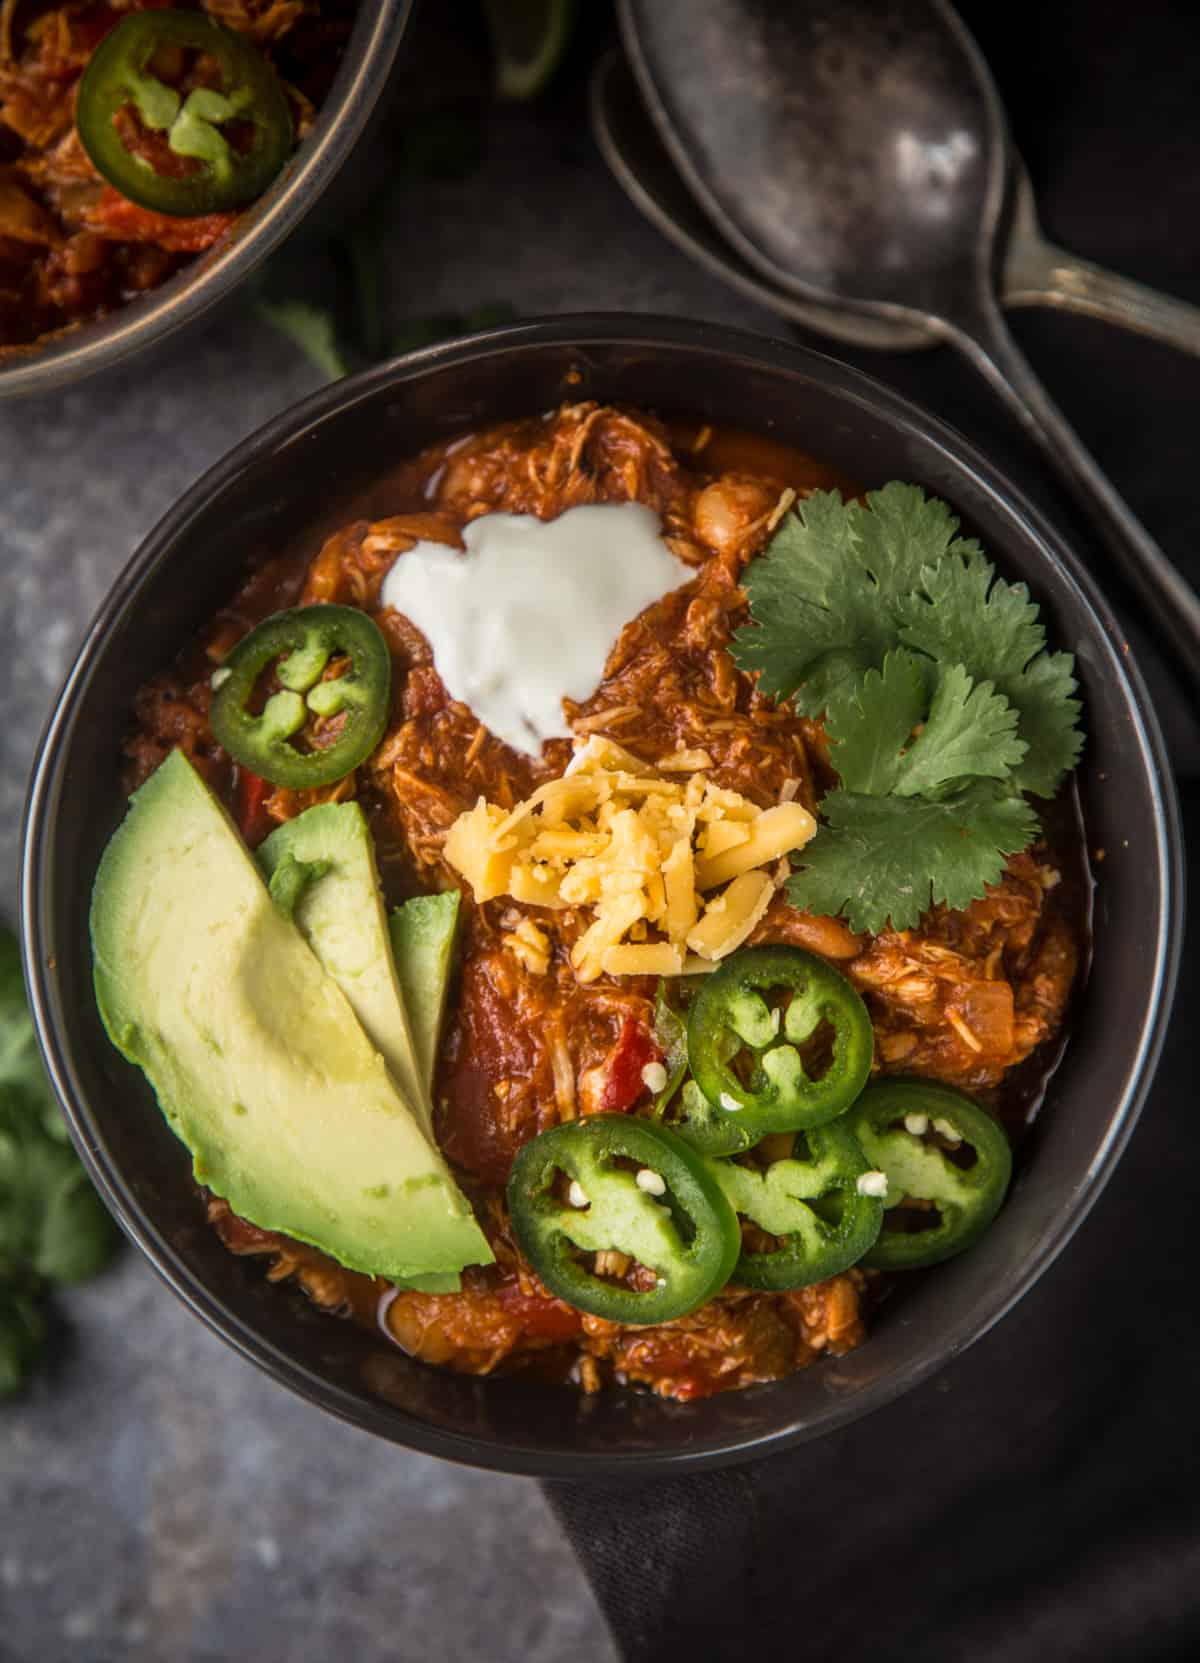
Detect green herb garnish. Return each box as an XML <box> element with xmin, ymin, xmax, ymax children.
<box><xmin>251</xmin><ymin>108</ymin><xmax>516</xmax><ymax>379</ymax></box>
<box><xmin>482</xmin><ymin>0</ymin><xmax>578</xmax><ymax>101</ymax></box>
<box><xmin>730</xmin><ymin>484</ymin><xmax>1083</xmax><ymax>933</ymax></box>
<box><xmin>0</xmin><ymin>925</ymin><xmax>119</xmax><ymax>1396</ymax></box>
<box><xmin>649</xmin><ymin>982</ymin><xmax>689</xmax><ymax>1118</ymax></box>
<box><xmin>0</xmin><ymin>928</ymin><xmax>41</xmax><ymax>1100</ymax></box>
<box><xmin>252</xmin><ymin>298</ymin><xmax>350</xmax><ymax>381</ymax></box>
<box><xmin>0</xmin><ymin>1272</ymin><xmax>44</xmax><ymax>1398</ymax></box>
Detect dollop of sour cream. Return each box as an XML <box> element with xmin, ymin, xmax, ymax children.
<box><xmin>379</xmin><ymin>503</ymin><xmax>691</xmax><ymax>755</ymax></box>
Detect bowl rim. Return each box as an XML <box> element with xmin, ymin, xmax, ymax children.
<box><xmin>0</xmin><ymin>0</ymin><xmax>412</xmax><ymax>399</ymax></box>
<box><xmin>20</xmin><ymin>315</ymin><xmax>1184</xmax><ymax>1476</ymax></box>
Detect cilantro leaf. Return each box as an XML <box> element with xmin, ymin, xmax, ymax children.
<box><xmin>650</xmin><ymin>983</ymin><xmax>689</xmax><ymax>1118</ymax></box>
<box><xmin>853</xmin><ymin>482</ymin><xmax>982</xmax><ymax>599</ymax></box>
<box><xmin>895</xmin><ymin>662</ymin><xmax>1026</xmax><ymax>797</ymax></box>
<box><xmin>731</xmin><ymin>490</ymin><xmax>893</xmax><ymax>710</ymax></box>
<box><xmin>0</xmin><ymin>1089</ymin><xmax>117</xmax><ymax>1285</ymax></box>
<box><xmin>253</xmin><ymin>299</ymin><xmax>350</xmax><ymax>382</ymax></box>
<box><xmin>252</xmin><ymin>108</ymin><xmax>493</xmax><ymax>379</ymax></box>
<box><xmin>824</xmin><ymin>650</ymin><xmax>1024</xmax><ymax>800</ymax></box>
<box><xmin>895</xmin><ymin>549</ymin><xmax>1082</xmax><ymax>796</ymax></box>
<box><xmin>731</xmin><ymin>484</ymin><xmax>979</xmax><ymax>714</ymax></box>
<box><xmin>0</xmin><ymin>923</ymin><xmax>120</xmax><ymax>1400</ymax></box>
<box><xmin>0</xmin><ymin>1083</ymin><xmax>120</xmax><ymax>1285</ymax></box>
<box><xmin>901</xmin><ymin>545</ymin><xmax>1045</xmax><ymax>666</ymax></box>
<box><xmin>786</xmin><ymin>785</ymin><xmax>1040</xmax><ymax>934</ymax></box>
<box><xmin>0</xmin><ymin>929</ymin><xmax>40</xmax><ymax>1101</ymax></box>
<box><xmin>1003</xmin><ymin>650</ymin><xmax>1084</xmax><ymax>797</ymax></box>
<box><xmin>0</xmin><ymin>1273</ymin><xmax>44</xmax><ymax>1399</ymax></box>
<box><xmin>24</xmin><ymin>1145</ymin><xmax>117</xmax><ymax>1285</ymax></box>
<box><xmin>824</xmin><ymin>649</ymin><xmax>929</xmax><ymax>795</ymax></box>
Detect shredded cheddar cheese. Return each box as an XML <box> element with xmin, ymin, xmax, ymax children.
<box><xmin>502</xmin><ymin>917</ymin><xmax>552</xmax><ymax>977</ymax></box>
<box><xmin>444</xmin><ymin>737</ymin><xmax>817</xmax><ymax>982</ymax></box>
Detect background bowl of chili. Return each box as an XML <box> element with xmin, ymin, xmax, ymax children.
<box><xmin>20</xmin><ymin>316</ymin><xmax>1182</xmax><ymax>1476</ymax></box>
<box><xmin>0</xmin><ymin>0</ymin><xmax>411</xmax><ymax>399</ymax></box>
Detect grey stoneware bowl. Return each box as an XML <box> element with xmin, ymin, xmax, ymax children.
<box><xmin>21</xmin><ymin>318</ymin><xmax>1182</xmax><ymax>1476</ymax></box>
<box><xmin>0</xmin><ymin>0</ymin><xmax>411</xmax><ymax>399</ymax></box>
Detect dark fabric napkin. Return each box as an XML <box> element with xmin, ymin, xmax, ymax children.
<box><xmin>545</xmin><ymin>4</ymin><xmax>1200</xmax><ymax>1656</ymax></box>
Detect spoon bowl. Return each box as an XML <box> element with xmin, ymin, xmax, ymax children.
<box><xmin>589</xmin><ymin>50</ymin><xmax>934</xmax><ymax>351</ymax></box>
<box><xmin>621</xmin><ymin>0</ymin><xmax>997</xmax><ymax>325</ymax></box>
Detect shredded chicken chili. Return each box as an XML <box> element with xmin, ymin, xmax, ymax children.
<box><xmin>0</xmin><ymin>0</ymin><xmax>353</xmax><ymax>353</ymax></box>
<box><xmin>125</xmin><ymin>404</ymin><xmax>1085</xmax><ymax>1402</ymax></box>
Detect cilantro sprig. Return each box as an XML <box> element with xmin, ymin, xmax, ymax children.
<box><xmin>730</xmin><ymin>484</ymin><xmax>1084</xmax><ymax>933</ymax></box>
<box><xmin>0</xmin><ymin>925</ymin><xmax>119</xmax><ymax>1396</ymax></box>
<box><xmin>250</xmin><ymin>110</ymin><xmax>517</xmax><ymax>381</ymax></box>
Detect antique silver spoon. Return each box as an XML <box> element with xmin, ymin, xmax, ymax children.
<box><xmin>618</xmin><ymin>0</ymin><xmax>1200</xmax><ymax>688</ymax></box>
<box><xmin>592</xmin><ymin>49</ymin><xmax>1200</xmax><ymax>361</ymax></box>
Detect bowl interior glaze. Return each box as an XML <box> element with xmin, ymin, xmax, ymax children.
<box><xmin>21</xmin><ymin>319</ymin><xmax>1181</xmax><ymax>1476</ymax></box>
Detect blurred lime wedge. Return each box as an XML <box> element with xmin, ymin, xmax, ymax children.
<box><xmin>482</xmin><ymin>0</ymin><xmax>577</xmax><ymax>100</ymax></box>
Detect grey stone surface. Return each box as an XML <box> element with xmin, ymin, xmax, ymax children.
<box><xmin>0</xmin><ymin>1263</ymin><xmax>607</xmax><ymax>1663</ymax></box>
<box><xmin>0</xmin><ymin>41</ymin><xmax>777</xmax><ymax>1663</ymax></box>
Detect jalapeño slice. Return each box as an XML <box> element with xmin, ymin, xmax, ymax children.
<box><xmin>686</xmin><ymin>946</ymin><xmax>873</xmax><ymax>1141</ymax></box>
<box><xmin>845</xmin><ymin>1080</ymin><xmax>1013</xmax><ymax>1270</ymax></box>
<box><xmin>210</xmin><ymin>605</ymin><xmax>391</xmax><ymax>790</ymax></box>
<box><xmin>653</xmin><ymin>982</ymin><xmax>756</xmax><ymax>1155</ymax></box>
<box><xmin>507</xmin><ymin>1115</ymin><xmax>740</xmax><ymax>1324</ymax></box>
<box><xmin>76</xmin><ymin>11</ymin><xmax>293</xmax><ymax>217</ymax></box>
<box><xmin>712</xmin><ymin>1120</ymin><xmax>884</xmax><ymax>1291</ymax></box>
<box><xmin>668</xmin><ymin>1079</ymin><xmax>758</xmax><ymax>1158</ymax></box>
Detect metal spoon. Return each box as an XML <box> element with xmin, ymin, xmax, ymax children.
<box><xmin>592</xmin><ymin>49</ymin><xmax>1200</xmax><ymax>361</ymax></box>
<box><xmin>591</xmin><ymin>50</ymin><xmax>930</xmax><ymax>351</ymax></box>
<box><xmin>618</xmin><ymin>0</ymin><xmax>1200</xmax><ymax>690</ymax></box>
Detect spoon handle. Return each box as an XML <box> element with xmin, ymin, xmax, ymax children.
<box><xmin>1005</xmin><ymin>237</ymin><xmax>1200</xmax><ymax>361</ymax></box>
<box><xmin>944</xmin><ymin>293</ymin><xmax>1200</xmax><ymax>699</ymax></box>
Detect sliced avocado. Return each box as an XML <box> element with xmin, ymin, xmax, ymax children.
<box><xmin>267</xmin><ymin>851</ymin><xmax>331</xmax><ymax>921</ymax></box>
<box><xmin>388</xmin><ymin>891</ymin><xmax>461</xmax><ymax>1097</ymax></box>
<box><xmin>258</xmin><ymin>804</ymin><xmax>432</xmax><ymax>1137</ymax></box>
<box><xmin>90</xmin><ymin>751</ymin><xmax>492</xmax><ymax>1282</ymax></box>
<box><xmin>398</xmin><ymin>1271</ymin><xmax>462</xmax><ymax>1293</ymax></box>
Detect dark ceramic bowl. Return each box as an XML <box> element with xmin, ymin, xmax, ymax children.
<box><xmin>21</xmin><ymin>318</ymin><xmax>1182</xmax><ymax>1476</ymax></box>
<box><xmin>0</xmin><ymin>1</ymin><xmax>411</xmax><ymax>399</ymax></box>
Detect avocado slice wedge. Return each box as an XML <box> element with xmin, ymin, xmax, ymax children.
<box><xmin>388</xmin><ymin>891</ymin><xmax>461</xmax><ymax>1098</ymax></box>
<box><xmin>90</xmin><ymin>751</ymin><xmax>493</xmax><ymax>1282</ymax></box>
<box><xmin>257</xmin><ymin>804</ymin><xmax>432</xmax><ymax>1137</ymax></box>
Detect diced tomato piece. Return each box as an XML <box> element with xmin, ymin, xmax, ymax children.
<box><xmin>84</xmin><ymin>187</ymin><xmax>236</xmax><ymax>253</ymax></box>
<box><xmin>439</xmin><ymin>957</ymin><xmax>544</xmax><ymax>1185</ymax></box>
<box><xmin>598</xmin><ymin>1015</ymin><xmax>658</xmax><ymax>1113</ymax></box>
<box><xmin>616</xmin><ymin>1336</ymin><xmax>718</xmax><ymax>1401</ymax></box>
<box><xmin>235</xmin><ymin>768</ymin><xmax>273</xmax><ymax>849</ymax></box>
<box><xmin>494</xmin><ymin>1281</ymin><xmax>584</xmax><ymax>1342</ymax></box>
<box><xmin>385</xmin><ymin>1276</ymin><xmax>584</xmax><ymax>1371</ymax></box>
